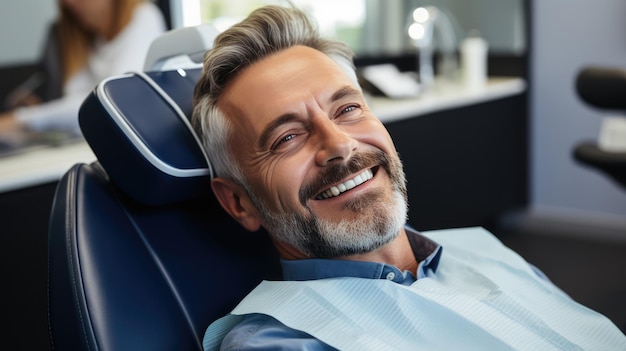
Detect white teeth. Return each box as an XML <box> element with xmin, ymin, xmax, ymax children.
<box><xmin>345</xmin><ymin>179</ymin><xmax>356</xmax><ymax>190</ymax></box>
<box><xmin>354</xmin><ymin>174</ymin><xmax>363</xmax><ymax>184</ymax></box>
<box><xmin>317</xmin><ymin>169</ymin><xmax>374</xmax><ymax>200</ymax></box>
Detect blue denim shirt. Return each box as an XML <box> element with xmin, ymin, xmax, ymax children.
<box><xmin>219</xmin><ymin>228</ymin><xmax>442</xmax><ymax>351</ymax></box>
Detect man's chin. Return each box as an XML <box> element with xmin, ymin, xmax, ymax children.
<box><xmin>344</xmin><ymin>188</ymin><xmax>386</xmax><ymax>212</ymax></box>
<box><xmin>307</xmin><ymin>188</ymin><xmax>386</xmax><ymax>218</ymax></box>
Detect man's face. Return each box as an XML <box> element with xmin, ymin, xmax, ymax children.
<box><xmin>218</xmin><ymin>46</ymin><xmax>407</xmax><ymax>258</ymax></box>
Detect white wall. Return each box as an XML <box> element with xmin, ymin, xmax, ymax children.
<box><xmin>530</xmin><ymin>0</ymin><xmax>626</xmax><ymax>235</ymax></box>
<box><xmin>0</xmin><ymin>1</ymin><xmax>57</xmax><ymax>65</ymax></box>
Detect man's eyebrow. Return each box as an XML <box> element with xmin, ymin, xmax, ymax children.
<box><xmin>329</xmin><ymin>86</ymin><xmax>362</xmax><ymax>103</ymax></box>
<box><xmin>258</xmin><ymin>113</ymin><xmax>298</xmax><ymax>149</ymax></box>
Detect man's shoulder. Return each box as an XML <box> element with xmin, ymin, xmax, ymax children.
<box><xmin>220</xmin><ymin>313</ymin><xmax>336</xmax><ymax>351</ymax></box>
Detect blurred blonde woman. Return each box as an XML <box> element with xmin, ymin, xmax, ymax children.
<box><xmin>0</xmin><ymin>0</ymin><xmax>165</xmax><ymax>140</ymax></box>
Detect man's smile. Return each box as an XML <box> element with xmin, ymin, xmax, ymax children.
<box><xmin>315</xmin><ymin>167</ymin><xmax>377</xmax><ymax>200</ymax></box>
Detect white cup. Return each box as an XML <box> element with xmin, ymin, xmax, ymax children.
<box><xmin>460</xmin><ymin>34</ymin><xmax>488</xmax><ymax>89</ymax></box>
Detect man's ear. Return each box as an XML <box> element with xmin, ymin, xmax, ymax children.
<box><xmin>211</xmin><ymin>177</ymin><xmax>262</xmax><ymax>232</ymax></box>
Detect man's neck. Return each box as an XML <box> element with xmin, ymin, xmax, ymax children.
<box><xmin>340</xmin><ymin>228</ymin><xmax>418</xmax><ymax>274</ymax></box>
<box><xmin>275</xmin><ymin>228</ymin><xmax>419</xmax><ymax>274</ymax></box>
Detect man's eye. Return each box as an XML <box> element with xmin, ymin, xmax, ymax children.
<box><xmin>341</xmin><ymin>105</ymin><xmax>357</xmax><ymax>113</ymax></box>
<box><xmin>272</xmin><ymin>134</ymin><xmax>296</xmax><ymax>150</ymax></box>
<box><xmin>280</xmin><ymin>134</ymin><xmax>295</xmax><ymax>144</ymax></box>
<box><xmin>340</xmin><ymin>105</ymin><xmax>359</xmax><ymax>115</ymax></box>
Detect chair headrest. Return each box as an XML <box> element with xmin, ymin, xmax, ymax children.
<box><xmin>78</xmin><ymin>24</ymin><xmax>222</xmax><ymax>206</ymax></box>
<box><xmin>144</xmin><ymin>24</ymin><xmax>220</xmax><ymax>71</ymax></box>
<box><xmin>79</xmin><ymin>68</ymin><xmax>212</xmax><ymax>206</ymax></box>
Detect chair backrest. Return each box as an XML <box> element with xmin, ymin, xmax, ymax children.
<box><xmin>576</xmin><ymin>66</ymin><xmax>626</xmax><ymax>110</ymax></box>
<box><xmin>47</xmin><ymin>27</ymin><xmax>281</xmax><ymax>351</ymax></box>
<box><xmin>573</xmin><ymin>66</ymin><xmax>626</xmax><ymax>189</ymax></box>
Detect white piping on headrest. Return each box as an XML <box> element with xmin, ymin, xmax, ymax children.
<box><xmin>97</xmin><ymin>72</ymin><xmax>214</xmax><ymax>179</ymax></box>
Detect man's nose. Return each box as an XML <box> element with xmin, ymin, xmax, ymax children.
<box><xmin>313</xmin><ymin>117</ymin><xmax>358</xmax><ymax>166</ymax></box>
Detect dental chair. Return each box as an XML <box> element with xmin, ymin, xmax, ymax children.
<box><xmin>47</xmin><ymin>26</ymin><xmax>281</xmax><ymax>350</ymax></box>
<box><xmin>574</xmin><ymin>66</ymin><xmax>626</xmax><ymax>189</ymax></box>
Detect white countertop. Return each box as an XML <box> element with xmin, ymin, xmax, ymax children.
<box><xmin>0</xmin><ymin>77</ymin><xmax>525</xmax><ymax>194</ymax></box>
<box><xmin>0</xmin><ymin>141</ymin><xmax>96</xmax><ymax>193</ymax></box>
<box><xmin>370</xmin><ymin>76</ymin><xmax>526</xmax><ymax>123</ymax></box>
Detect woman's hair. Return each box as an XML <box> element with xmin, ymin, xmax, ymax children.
<box><xmin>192</xmin><ymin>5</ymin><xmax>356</xmax><ymax>185</ymax></box>
<box><xmin>57</xmin><ymin>0</ymin><xmax>143</xmax><ymax>83</ymax></box>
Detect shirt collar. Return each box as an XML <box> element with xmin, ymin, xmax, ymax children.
<box><xmin>280</xmin><ymin>227</ymin><xmax>442</xmax><ymax>284</ymax></box>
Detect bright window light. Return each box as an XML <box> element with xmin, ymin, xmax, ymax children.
<box><xmin>181</xmin><ymin>0</ymin><xmax>202</xmax><ymax>27</ymax></box>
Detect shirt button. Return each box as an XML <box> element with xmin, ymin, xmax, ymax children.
<box><xmin>386</xmin><ymin>272</ymin><xmax>395</xmax><ymax>280</ymax></box>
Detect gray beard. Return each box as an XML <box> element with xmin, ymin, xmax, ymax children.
<box><xmin>247</xmin><ymin>150</ymin><xmax>408</xmax><ymax>258</ymax></box>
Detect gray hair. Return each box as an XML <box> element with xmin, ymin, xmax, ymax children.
<box><xmin>192</xmin><ymin>5</ymin><xmax>357</xmax><ymax>185</ymax></box>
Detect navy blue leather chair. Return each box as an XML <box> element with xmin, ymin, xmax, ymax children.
<box><xmin>46</xmin><ymin>43</ymin><xmax>281</xmax><ymax>350</ymax></box>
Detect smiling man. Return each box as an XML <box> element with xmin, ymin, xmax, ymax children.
<box><xmin>192</xmin><ymin>5</ymin><xmax>625</xmax><ymax>351</ymax></box>
<box><xmin>213</xmin><ymin>44</ymin><xmax>410</xmax><ymax>263</ymax></box>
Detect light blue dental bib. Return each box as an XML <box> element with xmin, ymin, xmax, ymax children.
<box><xmin>203</xmin><ymin>227</ymin><xmax>626</xmax><ymax>350</ymax></box>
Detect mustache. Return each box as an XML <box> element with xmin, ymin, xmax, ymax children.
<box><xmin>299</xmin><ymin>150</ymin><xmax>391</xmax><ymax>205</ymax></box>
